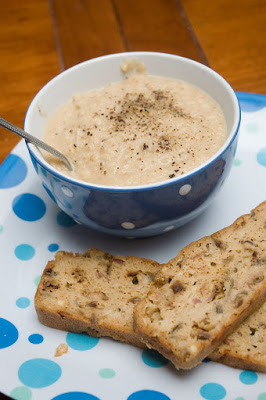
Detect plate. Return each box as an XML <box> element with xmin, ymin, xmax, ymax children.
<box><xmin>0</xmin><ymin>93</ymin><xmax>266</xmax><ymax>400</ymax></box>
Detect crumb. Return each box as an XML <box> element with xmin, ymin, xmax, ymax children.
<box><xmin>55</xmin><ymin>343</ymin><xmax>68</xmax><ymax>357</ymax></box>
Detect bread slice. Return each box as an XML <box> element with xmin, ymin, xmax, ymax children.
<box><xmin>35</xmin><ymin>248</ymin><xmax>160</xmax><ymax>347</ymax></box>
<box><xmin>134</xmin><ymin>201</ymin><xmax>266</xmax><ymax>369</ymax></box>
<box><xmin>209</xmin><ymin>302</ymin><xmax>266</xmax><ymax>372</ymax></box>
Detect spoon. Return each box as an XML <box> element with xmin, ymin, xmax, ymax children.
<box><xmin>0</xmin><ymin>116</ymin><xmax>73</xmax><ymax>171</ymax></box>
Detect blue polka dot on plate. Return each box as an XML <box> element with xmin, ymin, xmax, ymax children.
<box><xmin>12</xmin><ymin>193</ymin><xmax>46</xmax><ymax>221</ymax></box>
<box><xmin>28</xmin><ymin>334</ymin><xmax>43</xmax><ymax>344</ymax></box>
<box><xmin>10</xmin><ymin>386</ymin><xmax>32</xmax><ymax>400</ymax></box>
<box><xmin>246</xmin><ymin>121</ymin><xmax>259</xmax><ymax>133</ymax></box>
<box><xmin>142</xmin><ymin>349</ymin><xmax>169</xmax><ymax>368</ymax></box>
<box><xmin>15</xmin><ymin>244</ymin><xmax>35</xmax><ymax>260</ymax></box>
<box><xmin>236</xmin><ymin>92</ymin><xmax>266</xmax><ymax>112</ymax></box>
<box><xmin>16</xmin><ymin>297</ymin><xmax>30</xmax><ymax>309</ymax></box>
<box><xmin>234</xmin><ymin>158</ymin><xmax>242</xmax><ymax>167</ymax></box>
<box><xmin>34</xmin><ymin>275</ymin><xmax>41</xmax><ymax>286</ymax></box>
<box><xmin>0</xmin><ymin>154</ymin><xmax>27</xmax><ymax>189</ymax></box>
<box><xmin>66</xmin><ymin>332</ymin><xmax>99</xmax><ymax>351</ymax></box>
<box><xmin>199</xmin><ymin>383</ymin><xmax>226</xmax><ymax>400</ymax></box>
<box><xmin>0</xmin><ymin>318</ymin><xmax>19</xmax><ymax>349</ymax></box>
<box><xmin>57</xmin><ymin>211</ymin><xmax>76</xmax><ymax>227</ymax></box>
<box><xmin>18</xmin><ymin>358</ymin><xmax>61</xmax><ymax>388</ymax></box>
<box><xmin>257</xmin><ymin>148</ymin><xmax>266</xmax><ymax>167</ymax></box>
<box><xmin>52</xmin><ymin>392</ymin><xmax>101</xmax><ymax>400</ymax></box>
<box><xmin>48</xmin><ymin>243</ymin><xmax>59</xmax><ymax>252</ymax></box>
<box><xmin>99</xmin><ymin>368</ymin><xmax>115</xmax><ymax>379</ymax></box>
<box><xmin>239</xmin><ymin>370</ymin><xmax>258</xmax><ymax>385</ymax></box>
<box><xmin>127</xmin><ymin>390</ymin><xmax>170</xmax><ymax>400</ymax></box>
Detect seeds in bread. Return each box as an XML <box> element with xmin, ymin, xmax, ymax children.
<box><xmin>134</xmin><ymin>201</ymin><xmax>266</xmax><ymax>369</ymax></box>
<box><xmin>209</xmin><ymin>302</ymin><xmax>266</xmax><ymax>372</ymax></box>
<box><xmin>35</xmin><ymin>248</ymin><xmax>160</xmax><ymax>348</ymax></box>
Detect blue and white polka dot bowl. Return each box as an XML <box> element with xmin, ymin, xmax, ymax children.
<box><xmin>24</xmin><ymin>52</ymin><xmax>240</xmax><ymax>237</ymax></box>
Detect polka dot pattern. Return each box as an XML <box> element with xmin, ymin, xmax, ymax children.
<box><xmin>0</xmin><ymin>154</ymin><xmax>27</xmax><ymax>189</ymax></box>
<box><xmin>66</xmin><ymin>332</ymin><xmax>99</xmax><ymax>351</ymax></box>
<box><xmin>10</xmin><ymin>386</ymin><xmax>32</xmax><ymax>400</ymax></box>
<box><xmin>257</xmin><ymin>148</ymin><xmax>266</xmax><ymax>167</ymax></box>
<box><xmin>239</xmin><ymin>370</ymin><xmax>258</xmax><ymax>385</ymax></box>
<box><xmin>34</xmin><ymin>275</ymin><xmax>41</xmax><ymax>286</ymax></box>
<box><xmin>236</xmin><ymin>92</ymin><xmax>266</xmax><ymax>112</ymax></box>
<box><xmin>12</xmin><ymin>193</ymin><xmax>46</xmax><ymax>221</ymax></box>
<box><xmin>28</xmin><ymin>334</ymin><xmax>43</xmax><ymax>344</ymax></box>
<box><xmin>48</xmin><ymin>243</ymin><xmax>59</xmax><ymax>252</ymax></box>
<box><xmin>63</xmin><ymin>199</ymin><xmax>73</xmax><ymax>209</ymax></box>
<box><xmin>200</xmin><ymin>383</ymin><xmax>226</xmax><ymax>400</ymax></box>
<box><xmin>234</xmin><ymin>158</ymin><xmax>242</xmax><ymax>167</ymax></box>
<box><xmin>40</xmin><ymin>167</ymin><xmax>47</xmax><ymax>177</ymax></box>
<box><xmin>42</xmin><ymin>184</ymin><xmax>57</xmax><ymax>203</ymax></box>
<box><xmin>142</xmin><ymin>349</ymin><xmax>169</xmax><ymax>368</ymax></box>
<box><xmin>16</xmin><ymin>297</ymin><xmax>30</xmax><ymax>309</ymax></box>
<box><xmin>121</xmin><ymin>222</ymin><xmax>136</xmax><ymax>229</ymax></box>
<box><xmin>52</xmin><ymin>393</ymin><xmax>100</xmax><ymax>400</ymax></box>
<box><xmin>246</xmin><ymin>121</ymin><xmax>259</xmax><ymax>133</ymax></box>
<box><xmin>127</xmin><ymin>390</ymin><xmax>170</xmax><ymax>400</ymax></box>
<box><xmin>15</xmin><ymin>244</ymin><xmax>35</xmax><ymax>260</ymax></box>
<box><xmin>99</xmin><ymin>368</ymin><xmax>115</xmax><ymax>378</ymax></box>
<box><xmin>0</xmin><ymin>93</ymin><xmax>265</xmax><ymax>399</ymax></box>
<box><xmin>18</xmin><ymin>358</ymin><xmax>61</xmax><ymax>388</ymax></box>
<box><xmin>179</xmin><ymin>184</ymin><xmax>191</xmax><ymax>196</ymax></box>
<box><xmin>61</xmin><ymin>186</ymin><xmax>74</xmax><ymax>197</ymax></box>
<box><xmin>0</xmin><ymin>318</ymin><xmax>19</xmax><ymax>349</ymax></box>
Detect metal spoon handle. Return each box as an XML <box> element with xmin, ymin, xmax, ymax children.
<box><xmin>0</xmin><ymin>116</ymin><xmax>73</xmax><ymax>171</ymax></box>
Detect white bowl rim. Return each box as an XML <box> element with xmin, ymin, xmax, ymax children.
<box><xmin>25</xmin><ymin>51</ymin><xmax>241</xmax><ymax>192</ymax></box>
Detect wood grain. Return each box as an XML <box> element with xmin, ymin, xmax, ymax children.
<box><xmin>113</xmin><ymin>0</ymin><xmax>206</xmax><ymax>62</ymax></box>
<box><xmin>51</xmin><ymin>0</ymin><xmax>126</xmax><ymax>69</ymax></box>
<box><xmin>1</xmin><ymin>0</ymin><xmax>266</xmax><ymax>165</ymax></box>
<box><xmin>181</xmin><ymin>0</ymin><xmax>266</xmax><ymax>93</ymax></box>
<box><xmin>0</xmin><ymin>0</ymin><xmax>60</xmax><ymax>163</ymax></box>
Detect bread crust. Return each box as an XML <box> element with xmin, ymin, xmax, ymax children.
<box><xmin>209</xmin><ymin>301</ymin><xmax>266</xmax><ymax>372</ymax></box>
<box><xmin>35</xmin><ymin>249</ymin><xmax>160</xmax><ymax>348</ymax></box>
<box><xmin>134</xmin><ymin>201</ymin><xmax>266</xmax><ymax>369</ymax></box>
<box><xmin>134</xmin><ymin>287</ymin><xmax>266</xmax><ymax>369</ymax></box>
<box><xmin>209</xmin><ymin>353</ymin><xmax>266</xmax><ymax>373</ymax></box>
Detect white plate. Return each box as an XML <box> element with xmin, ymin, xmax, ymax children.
<box><xmin>0</xmin><ymin>93</ymin><xmax>266</xmax><ymax>400</ymax></box>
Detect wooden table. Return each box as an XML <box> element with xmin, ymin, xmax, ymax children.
<box><xmin>0</xmin><ymin>0</ymin><xmax>265</xmax><ymax>165</ymax></box>
<box><xmin>0</xmin><ymin>1</ymin><xmax>265</xmax><ymax>399</ymax></box>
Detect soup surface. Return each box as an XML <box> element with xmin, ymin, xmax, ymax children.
<box><xmin>42</xmin><ymin>73</ymin><xmax>227</xmax><ymax>186</ymax></box>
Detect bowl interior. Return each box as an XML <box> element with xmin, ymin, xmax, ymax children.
<box><xmin>25</xmin><ymin>52</ymin><xmax>240</xmax><ymax>184</ymax></box>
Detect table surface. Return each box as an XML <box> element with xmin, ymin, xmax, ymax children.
<box><xmin>1</xmin><ymin>0</ymin><xmax>266</xmax><ymax>165</ymax></box>
<box><xmin>0</xmin><ymin>1</ymin><xmax>265</xmax><ymax>398</ymax></box>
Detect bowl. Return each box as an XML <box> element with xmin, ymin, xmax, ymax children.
<box><xmin>24</xmin><ymin>52</ymin><xmax>240</xmax><ymax>238</ymax></box>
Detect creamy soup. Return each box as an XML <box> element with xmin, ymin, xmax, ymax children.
<box><xmin>42</xmin><ymin>73</ymin><xmax>227</xmax><ymax>186</ymax></box>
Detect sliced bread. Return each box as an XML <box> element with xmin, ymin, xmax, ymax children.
<box><xmin>35</xmin><ymin>248</ymin><xmax>160</xmax><ymax>347</ymax></box>
<box><xmin>209</xmin><ymin>302</ymin><xmax>266</xmax><ymax>372</ymax></box>
<box><xmin>134</xmin><ymin>201</ymin><xmax>266</xmax><ymax>369</ymax></box>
